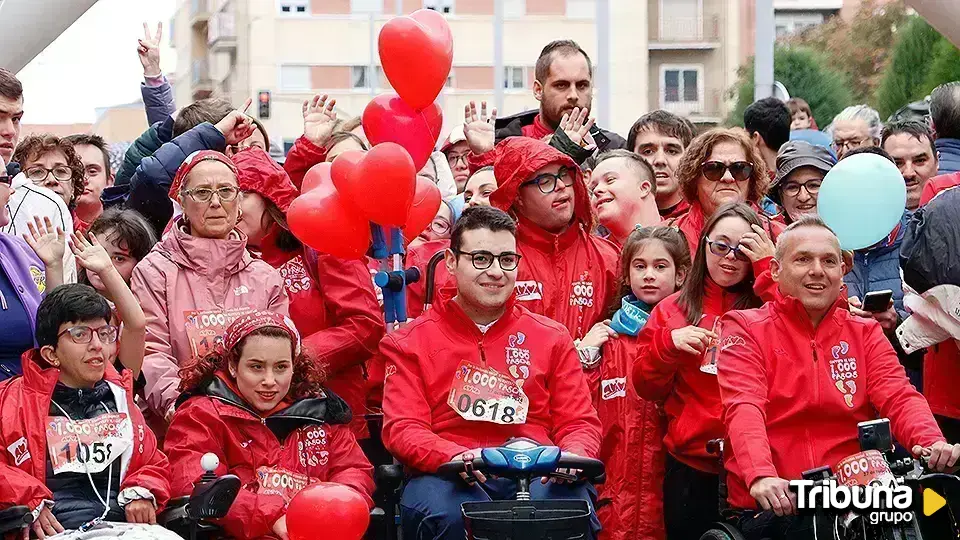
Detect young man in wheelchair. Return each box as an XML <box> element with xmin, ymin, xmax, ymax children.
<box><xmin>378</xmin><ymin>206</ymin><xmax>603</xmax><ymax>540</ymax></box>
<box><xmin>715</xmin><ymin>216</ymin><xmax>960</xmax><ymax>539</ymax></box>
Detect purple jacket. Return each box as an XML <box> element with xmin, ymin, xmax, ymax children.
<box><xmin>0</xmin><ymin>233</ymin><xmax>45</xmax><ymax>345</ymax></box>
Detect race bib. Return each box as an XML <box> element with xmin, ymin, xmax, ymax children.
<box><xmin>183</xmin><ymin>307</ymin><xmax>255</xmax><ymax>359</ymax></box>
<box><xmin>45</xmin><ymin>412</ymin><xmax>132</xmax><ymax>475</ymax></box>
<box><xmin>447</xmin><ymin>360</ymin><xmax>528</xmax><ymax>425</ymax></box>
<box><xmin>256</xmin><ymin>466</ymin><xmax>315</xmax><ymax>504</ymax></box>
<box><xmin>835</xmin><ymin>450</ymin><xmax>895</xmax><ymax>488</ymax></box>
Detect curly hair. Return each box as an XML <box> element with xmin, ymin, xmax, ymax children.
<box><xmin>676</xmin><ymin>128</ymin><xmax>769</xmax><ymax>208</ymax></box>
<box><xmin>13</xmin><ymin>134</ymin><xmax>86</xmax><ymax>208</ymax></box>
<box><xmin>178</xmin><ymin>327</ymin><xmax>327</xmax><ymax>401</ymax></box>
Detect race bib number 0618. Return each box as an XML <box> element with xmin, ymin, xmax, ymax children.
<box><xmin>447</xmin><ymin>360</ymin><xmax>528</xmax><ymax>425</ymax></box>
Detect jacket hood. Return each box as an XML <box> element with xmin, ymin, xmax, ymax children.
<box><xmin>155</xmin><ymin>218</ymin><xmax>253</xmax><ymax>275</ymax></box>
<box><xmin>489</xmin><ymin>137</ymin><xmax>593</xmax><ymax>229</ymax></box>
<box><xmin>232</xmin><ymin>147</ymin><xmax>299</xmax><ymax>212</ymax></box>
<box><xmin>182</xmin><ymin>374</ymin><xmax>352</xmax><ymax>440</ymax></box>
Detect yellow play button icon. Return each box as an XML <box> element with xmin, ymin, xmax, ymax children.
<box><xmin>924</xmin><ymin>488</ymin><xmax>947</xmax><ymax>516</ymax></box>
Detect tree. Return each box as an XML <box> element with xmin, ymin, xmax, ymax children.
<box><xmin>873</xmin><ymin>16</ymin><xmax>944</xmax><ymax>119</ymax></box>
<box><xmin>921</xmin><ymin>38</ymin><xmax>960</xmax><ymax>96</ymax></box>
<box><xmin>727</xmin><ymin>46</ymin><xmax>853</xmax><ymax>128</ymax></box>
<box><xmin>788</xmin><ymin>0</ymin><xmax>908</xmax><ymax>104</ymax></box>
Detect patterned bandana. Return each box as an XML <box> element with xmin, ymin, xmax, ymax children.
<box><xmin>168</xmin><ymin>150</ymin><xmax>239</xmax><ymax>199</ymax></box>
<box><xmin>222</xmin><ymin>311</ymin><xmax>302</xmax><ymax>356</ymax></box>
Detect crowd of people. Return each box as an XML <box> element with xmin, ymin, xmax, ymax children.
<box><xmin>1</xmin><ymin>27</ymin><xmax>960</xmax><ymax>540</ymax></box>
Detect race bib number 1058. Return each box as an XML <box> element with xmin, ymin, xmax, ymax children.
<box><xmin>447</xmin><ymin>360</ymin><xmax>529</xmax><ymax>425</ymax></box>
<box><xmin>45</xmin><ymin>412</ymin><xmax>132</xmax><ymax>475</ymax></box>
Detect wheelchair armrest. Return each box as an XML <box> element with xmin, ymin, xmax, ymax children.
<box><xmin>0</xmin><ymin>506</ymin><xmax>31</xmax><ymax>535</ymax></box>
<box><xmin>706</xmin><ymin>439</ymin><xmax>724</xmax><ymax>456</ymax></box>
<box><xmin>375</xmin><ymin>464</ymin><xmax>404</xmax><ymax>491</ymax></box>
<box><xmin>157</xmin><ymin>497</ymin><xmax>190</xmax><ymax>527</ymax></box>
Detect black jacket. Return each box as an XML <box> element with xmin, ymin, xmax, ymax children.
<box><xmin>494</xmin><ymin>109</ymin><xmax>627</xmax><ymax>164</ymax></box>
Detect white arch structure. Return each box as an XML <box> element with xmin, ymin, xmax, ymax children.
<box><xmin>0</xmin><ymin>0</ymin><xmax>100</xmax><ymax>73</ymax></box>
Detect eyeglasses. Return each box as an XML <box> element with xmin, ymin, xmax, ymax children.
<box><xmin>25</xmin><ymin>166</ymin><xmax>73</xmax><ymax>184</ymax></box>
<box><xmin>781</xmin><ymin>180</ymin><xmax>822</xmax><ymax>197</ymax></box>
<box><xmin>453</xmin><ymin>249</ymin><xmax>522</xmax><ymax>271</ymax></box>
<box><xmin>522</xmin><ymin>167</ymin><xmax>575</xmax><ymax>194</ymax></box>
<box><xmin>180</xmin><ymin>186</ymin><xmax>241</xmax><ymax>203</ymax></box>
<box><xmin>447</xmin><ymin>153</ymin><xmax>470</xmax><ymax>166</ymax></box>
<box><xmin>430</xmin><ymin>219</ymin><xmax>452</xmax><ymax>236</ymax></box>
<box><xmin>57</xmin><ymin>325</ymin><xmax>120</xmax><ymax>345</ymax></box>
<box><xmin>832</xmin><ymin>137</ymin><xmax>870</xmax><ymax>152</ymax></box>
<box><xmin>700</xmin><ymin>161</ymin><xmax>754</xmax><ymax>182</ymax></box>
<box><xmin>705</xmin><ymin>237</ymin><xmax>749</xmax><ymax>262</ymax></box>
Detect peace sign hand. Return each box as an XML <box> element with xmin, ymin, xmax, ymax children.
<box><xmin>138</xmin><ymin>22</ymin><xmax>163</xmax><ymax>78</ymax></box>
<box><xmin>463</xmin><ymin>101</ymin><xmax>497</xmax><ymax>155</ymax></box>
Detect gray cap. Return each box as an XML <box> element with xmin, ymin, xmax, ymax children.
<box><xmin>770</xmin><ymin>140</ymin><xmax>837</xmax><ymax>205</ymax></box>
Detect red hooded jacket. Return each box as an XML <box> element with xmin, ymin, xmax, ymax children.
<box><xmin>282</xmin><ymin>136</ymin><xmax>327</xmax><ymax>191</ymax></box>
<box><xmin>588</xmin><ymin>337</ymin><xmax>666</xmax><ymax>540</ymax></box>
<box><xmin>277</xmin><ymin>250</ymin><xmax>385</xmax><ymax>436</ymax></box>
<box><xmin>717</xmin><ymin>296</ymin><xmax>945</xmax><ymax>509</ymax></box>
<box><xmin>0</xmin><ymin>350</ymin><xmax>170</xmax><ymax>512</ymax></box>
<box><xmin>490</xmin><ymin>138</ymin><xmax>620</xmax><ymax>340</ymax></box>
<box><xmin>379</xmin><ymin>294</ymin><xmax>602</xmax><ymax>473</ymax></box>
<box><xmin>164</xmin><ymin>375</ymin><xmax>374</xmax><ymax>539</ymax></box>
<box><xmin>632</xmin><ymin>267</ymin><xmax>776</xmax><ymax>473</ymax></box>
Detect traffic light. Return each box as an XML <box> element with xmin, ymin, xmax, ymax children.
<box><xmin>258</xmin><ymin>91</ymin><xmax>271</xmax><ymax>119</ymax></box>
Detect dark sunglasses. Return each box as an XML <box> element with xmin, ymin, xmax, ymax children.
<box><xmin>705</xmin><ymin>238</ymin><xmax>749</xmax><ymax>262</ymax></box>
<box><xmin>700</xmin><ymin>161</ymin><xmax>754</xmax><ymax>182</ymax></box>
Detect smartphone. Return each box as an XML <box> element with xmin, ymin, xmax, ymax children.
<box><xmin>862</xmin><ymin>290</ymin><xmax>893</xmax><ymax>313</ymax></box>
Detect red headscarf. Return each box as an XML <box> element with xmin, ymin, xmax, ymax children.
<box><xmin>231</xmin><ymin>147</ymin><xmax>299</xmax><ymax>212</ymax></box>
<box><xmin>223</xmin><ymin>311</ymin><xmax>302</xmax><ymax>356</ymax></box>
<box><xmin>168</xmin><ymin>150</ymin><xmax>239</xmax><ymax>199</ymax></box>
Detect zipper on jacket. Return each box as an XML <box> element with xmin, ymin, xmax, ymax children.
<box><xmin>478</xmin><ymin>338</ymin><xmax>487</xmax><ymax>366</ymax></box>
<box><xmin>809</xmin><ymin>340</ymin><xmax>820</xmax><ymax>468</ymax></box>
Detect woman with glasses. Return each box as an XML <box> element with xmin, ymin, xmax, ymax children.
<box><xmin>672</xmin><ymin>128</ymin><xmax>782</xmax><ymax>258</ymax></box>
<box><xmin>130</xmin><ymin>150</ymin><xmax>288</xmax><ymax>435</ymax></box>
<box><xmin>633</xmin><ymin>203</ymin><xmax>779</xmax><ymax>540</ymax></box>
<box><xmin>767</xmin><ymin>141</ymin><xmax>836</xmax><ymax>225</ymax></box>
<box><xmin>0</xmin><ymin>283</ymin><xmax>176</xmax><ymax>539</ymax></box>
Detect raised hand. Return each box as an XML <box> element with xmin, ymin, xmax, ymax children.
<box><xmin>463</xmin><ymin>101</ymin><xmax>497</xmax><ymax>155</ymax></box>
<box><xmin>69</xmin><ymin>231</ymin><xmax>114</xmax><ymax>275</ymax></box>
<box><xmin>671</xmin><ymin>325</ymin><xmax>718</xmax><ymax>355</ymax></box>
<box><xmin>738</xmin><ymin>224</ymin><xmax>776</xmax><ymax>263</ymax></box>
<box><xmin>215</xmin><ymin>98</ymin><xmax>256</xmax><ymax>145</ymax></box>
<box><xmin>22</xmin><ymin>216</ymin><xmax>65</xmax><ymax>268</ymax></box>
<box><xmin>138</xmin><ymin>22</ymin><xmax>163</xmax><ymax>78</ymax></box>
<box><xmin>558</xmin><ymin>107</ymin><xmax>596</xmax><ymax>148</ymax></box>
<box><xmin>303</xmin><ymin>94</ymin><xmax>338</xmax><ymax>148</ymax></box>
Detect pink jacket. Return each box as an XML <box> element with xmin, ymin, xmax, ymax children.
<box><xmin>131</xmin><ymin>221</ymin><xmax>289</xmax><ymax>422</ymax></box>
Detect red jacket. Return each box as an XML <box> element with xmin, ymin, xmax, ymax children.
<box><xmin>632</xmin><ymin>270</ymin><xmax>775</xmax><ymax>473</ymax></box>
<box><xmin>589</xmin><ymin>337</ymin><xmax>666</xmax><ymax>540</ymax></box>
<box><xmin>379</xmin><ymin>295</ymin><xmax>602</xmax><ymax>473</ymax></box>
<box><xmin>919</xmin><ymin>172</ymin><xmax>960</xmax><ymax>207</ymax></box>
<box><xmin>490</xmin><ymin>138</ymin><xmax>620</xmax><ymax>340</ymax></box>
<box><xmin>282</xmin><ymin>136</ymin><xmax>327</xmax><ymax>191</ymax></box>
<box><xmin>717</xmin><ymin>296</ymin><xmax>945</xmax><ymax>510</ymax></box>
<box><xmin>164</xmin><ymin>375</ymin><xmax>374</xmax><ymax>539</ymax></box>
<box><xmin>0</xmin><ymin>350</ymin><xmax>170</xmax><ymax>512</ymax></box>
<box><xmin>658</xmin><ymin>199</ymin><xmax>690</xmax><ymax>222</ymax></box>
<box><xmin>277</xmin><ymin>250</ymin><xmax>385</xmax><ymax>436</ymax></box>
<box><xmin>670</xmin><ymin>202</ymin><xmax>785</xmax><ymax>259</ymax></box>
<box><xmin>405</xmin><ymin>239</ymin><xmax>455</xmax><ymax>320</ymax></box>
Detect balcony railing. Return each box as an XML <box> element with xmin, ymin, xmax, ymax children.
<box><xmin>652</xmin><ymin>15</ymin><xmax>720</xmax><ymax>43</ymax></box>
<box><xmin>659</xmin><ymin>89</ymin><xmax>722</xmax><ymax>120</ymax></box>
<box><xmin>208</xmin><ymin>11</ymin><xmax>236</xmax><ymax>49</ymax></box>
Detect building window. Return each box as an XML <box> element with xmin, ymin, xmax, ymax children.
<box><xmin>503</xmin><ymin>0</ymin><xmax>524</xmax><ymax>18</ymax></box>
<box><xmin>280</xmin><ymin>65</ymin><xmax>311</xmax><ymax>92</ymax></box>
<box><xmin>277</xmin><ymin>0</ymin><xmax>308</xmax><ymax>14</ymax></box>
<box><xmin>352</xmin><ymin>0</ymin><xmax>383</xmax><ymax>12</ymax></box>
<box><xmin>566</xmin><ymin>0</ymin><xmax>594</xmax><ymax>18</ymax></box>
<box><xmin>352</xmin><ymin>65</ymin><xmax>385</xmax><ymax>89</ymax></box>
<box><xmin>504</xmin><ymin>66</ymin><xmax>525</xmax><ymax>90</ymax></box>
<box><xmin>774</xmin><ymin>12</ymin><xmax>824</xmax><ymax>37</ymax></box>
<box><xmin>424</xmin><ymin>0</ymin><xmax>454</xmax><ymax>14</ymax></box>
<box><xmin>661</xmin><ymin>66</ymin><xmax>701</xmax><ymax>105</ymax></box>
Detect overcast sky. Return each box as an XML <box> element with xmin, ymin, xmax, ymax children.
<box><xmin>17</xmin><ymin>0</ymin><xmax>177</xmax><ymax>125</ymax></box>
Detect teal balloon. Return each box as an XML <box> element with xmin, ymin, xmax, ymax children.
<box><xmin>817</xmin><ymin>153</ymin><xmax>906</xmax><ymax>250</ymax></box>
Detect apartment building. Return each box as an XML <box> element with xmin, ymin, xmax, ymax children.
<box><xmin>171</xmin><ymin>0</ymin><xmax>741</xmax><ymax>153</ymax></box>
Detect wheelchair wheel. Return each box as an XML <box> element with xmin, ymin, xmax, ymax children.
<box><xmin>699</xmin><ymin>522</ymin><xmax>747</xmax><ymax>540</ymax></box>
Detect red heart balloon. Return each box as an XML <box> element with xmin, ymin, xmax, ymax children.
<box><xmin>301</xmin><ymin>162</ymin><xmax>333</xmax><ymax>194</ymax></box>
<box><xmin>362</xmin><ymin>94</ymin><xmax>442</xmax><ymax>172</ymax></box>
<box><xmin>287</xmin><ymin>184</ymin><xmax>371</xmax><ymax>260</ymax></box>
<box><xmin>288</xmin><ymin>483</ymin><xmax>370</xmax><ymax>540</ymax></box>
<box><xmin>378</xmin><ymin>9</ymin><xmax>453</xmax><ymax>111</ymax></box>
<box><xmin>333</xmin><ymin>143</ymin><xmax>416</xmax><ymax>227</ymax></box>
<box><xmin>401</xmin><ymin>176</ymin><xmax>442</xmax><ymax>244</ymax></box>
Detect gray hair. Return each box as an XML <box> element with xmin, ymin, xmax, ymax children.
<box><xmin>831</xmin><ymin>105</ymin><xmax>882</xmax><ymax>141</ymax></box>
<box><xmin>774</xmin><ymin>215</ymin><xmax>840</xmax><ymax>261</ymax></box>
